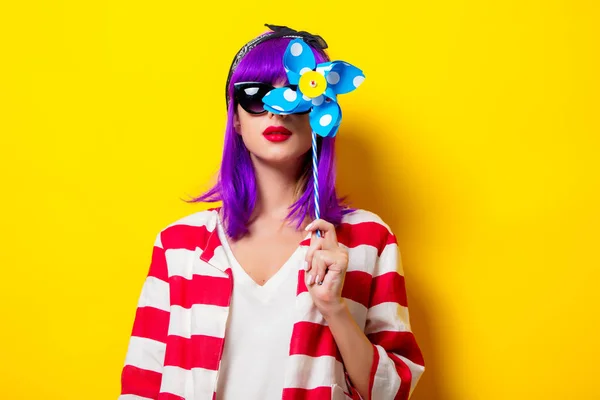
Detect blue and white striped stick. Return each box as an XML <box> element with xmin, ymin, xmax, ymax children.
<box><xmin>312</xmin><ymin>130</ymin><xmax>322</xmax><ymax>238</ymax></box>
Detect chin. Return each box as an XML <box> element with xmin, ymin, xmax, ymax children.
<box><xmin>253</xmin><ymin>150</ymin><xmax>304</xmax><ymax>167</ymax></box>
<box><xmin>261</xmin><ymin>155</ymin><xmax>298</xmax><ymax>166</ymax></box>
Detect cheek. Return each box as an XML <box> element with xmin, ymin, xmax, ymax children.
<box><xmin>296</xmin><ymin>115</ymin><xmax>314</xmax><ymax>147</ymax></box>
<box><xmin>237</xmin><ymin>110</ymin><xmax>259</xmax><ymax>136</ymax></box>
<box><xmin>298</xmin><ymin>114</ymin><xmax>312</xmax><ymax>131</ymax></box>
<box><xmin>236</xmin><ymin>113</ymin><xmax>267</xmax><ymax>154</ymax></box>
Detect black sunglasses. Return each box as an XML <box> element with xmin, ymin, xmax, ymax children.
<box><xmin>233</xmin><ymin>81</ymin><xmax>310</xmax><ymax>115</ymax></box>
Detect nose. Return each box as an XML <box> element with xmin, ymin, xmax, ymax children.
<box><xmin>267</xmin><ymin>111</ymin><xmax>288</xmax><ymax>119</ymax></box>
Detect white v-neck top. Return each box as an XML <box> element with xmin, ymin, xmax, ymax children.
<box><xmin>214</xmin><ymin>219</ymin><xmax>302</xmax><ymax>400</ymax></box>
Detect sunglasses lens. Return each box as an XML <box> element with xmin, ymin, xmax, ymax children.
<box><xmin>235</xmin><ymin>84</ymin><xmax>272</xmax><ymax>114</ymax></box>
<box><xmin>241</xmin><ymin>99</ymin><xmax>265</xmax><ymax>114</ymax></box>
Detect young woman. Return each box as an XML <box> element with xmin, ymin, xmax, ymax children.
<box><xmin>119</xmin><ymin>25</ymin><xmax>425</xmax><ymax>400</ymax></box>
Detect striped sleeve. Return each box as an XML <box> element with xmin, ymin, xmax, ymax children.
<box><xmin>363</xmin><ymin>231</ymin><xmax>425</xmax><ymax>400</ymax></box>
<box><xmin>119</xmin><ymin>233</ymin><xmax>171</xmax><ymax>400</ymax></box>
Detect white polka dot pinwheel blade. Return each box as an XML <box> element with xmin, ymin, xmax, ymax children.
<box><xmin>324</xmin><ymin>61</ymin><xmax>366</xmax><ymax>95</ymax></box>
<box><xmin>284</xmin><ymin>39</ymin><xmax>317</xmax><ymax>85</ymax></box>
<box><xmin>262</xmin><ymin>87</ymin><xmax>302</xmax><ymax>113</ymax></box>
<box><xmin>263</xmin><ymin>87</ymin><xmax>312</xmax><ymax>114</ymax></box>
<box><xmin>309</xmin><ymin>99</ymin><xmax>341</xmax><ymax>138</ymax></box>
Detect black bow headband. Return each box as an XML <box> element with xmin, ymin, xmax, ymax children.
<box><xmin>225</xmin><ymin>24</ymin><xmax>329</xmax><ymax>108</ymax></box>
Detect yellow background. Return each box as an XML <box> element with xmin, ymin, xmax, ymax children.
<box><xmin>1</xmin><ymin>0</ymin><xmax>598</xmax><ymax>399</ymax></box>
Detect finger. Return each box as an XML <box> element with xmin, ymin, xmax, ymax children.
<box><xmin>322</xmin><ymin>265</ymin><xmax>342</xmax><ymax>285</ymax></box>
<box><xmin>305</xmin><ymin>268</ymin><xmax>315</xmax><ymax>286</ymax></box>
<box><xmin>305</xmin><ymin>219</ymin><xmax>338</xmax><ymax>249</ymax></box>
<box><xmin>309</xmin><ymin>250</ymin><xmax>348</xmax><ymax>286</ymax></box>
<box><xmin>312</xmin><ymin>250</ymin><xmax>343</xmax><ymax>285</ymax></box>
<box><xmin>305</xmin><ymin>233</ymin><xmax>324</xmax><ymax>273</ymax></box>
<box><xmin>311</xmin><ymin>250</ymin><xmax>329</xmax><ymax>286</ymax></box>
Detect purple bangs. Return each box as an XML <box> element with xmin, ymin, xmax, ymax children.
<box><xmin>188</xmin><ymin>34</ymin><xmax>351</xmax><ymax>240</ymax></box>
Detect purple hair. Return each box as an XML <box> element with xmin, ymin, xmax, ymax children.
<box><xmin>188</xmin><ymin>34</ymin><xmax>351</xmax><ymax>239</ymax></box>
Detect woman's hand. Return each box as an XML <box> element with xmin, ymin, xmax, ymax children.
<box><xmin>304</xmin><ymin>219</ymin><xmax>349</xmax><ymax>319</ymax></box>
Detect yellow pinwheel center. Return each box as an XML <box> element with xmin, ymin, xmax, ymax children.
<box><xmin>299</xmin><ymin>71</ymin><xmax>327</xmax><ymax>98</ymax></box>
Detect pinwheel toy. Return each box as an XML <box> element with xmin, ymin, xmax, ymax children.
<box><xmin>262</xmin><ymin>38</ymin><xmax>365</xmax><ymax>234</ymax></box>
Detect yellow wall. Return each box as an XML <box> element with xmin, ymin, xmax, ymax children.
<box><xmin>1</xmin><ymin>1</ymin><xmax>598</xmax><ymax>399</ymax></box>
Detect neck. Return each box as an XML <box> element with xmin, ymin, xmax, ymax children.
<box><xmin>251</xmin><ymin>156</ymin><xmax>304</xmax><ymax>222</ymax></box>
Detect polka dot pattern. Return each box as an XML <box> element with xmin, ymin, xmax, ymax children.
<box><xmin>309</xmin><ymin>97</ymin><xmax>341</xmax><ymax>138</ymax></box>
<box><xmin>262</xmin><ymin>86</ymin><xmax>311</xmax><ymax>115</ymax></box>
<box><xmin>266</xmin><ymin>39</ymin><xmax>365</xmax><ymax>138</ymax></box>
<box><xmin>283</xmin><ymin>89</ymin><xmax>297</xmax><ymax>102</ymax></box>
<box><xmin>320</xmin><ymin>114</ymin><xmax>332</xmax><ymax>127</ymax></box>
<box><xmin>283</xmin><ymin>39</ymin><xmax>316</xmax><ymax>81</ymax></box>
<box><xmin>327</xmin><ymin>71</ymin><xmax>340</xmax><ymax>85</ymax></box>
<box><xmin>291</xmin><ymin>42</ymin><xmax>303</xmax><ymax>56</ymax></box>
<box><xmin>320</xmin><ymin>61</ymin><xmax>366</xmax><ymax>95</ymax></box>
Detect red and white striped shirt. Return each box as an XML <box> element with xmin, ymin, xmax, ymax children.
<box><xmin>119</xmin><ymin>207</ymin><xmax>425</xmax><ymax>400</ymax></box>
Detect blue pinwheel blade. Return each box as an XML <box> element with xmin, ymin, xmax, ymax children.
<box><xmin>324</xmin><ymin>61</ymin><xmax>365</xmax><ymax>95</ymax></box>
<box><xmin>324</xmin><ymin>87</ymin><xmax>337</xmax><ymax>102</ymax></box>
<box><xmin>291</xmin><ymin>92</ymin><xmax>313</xmax><ymax>113</ymax></box>
<box><xmin>309</xmin><ymin>100</ymin><xmax>341</xmax><ymax>138</ymax></box>
<box><xmin>315</xmin><ymin>62</ymin><xmax>334</xmax><ymax>76</ymax></box>
<box><xmin>286</xmin><ymin>70</ymin><xmax>301</xmax><ymax>85</ymax></box>
<box><xmin>328</xmin><ymin>107</ymin><xmax>342</xmax><ymax>137</ymax></box>
<box><xmin>262</xmin><ymin>87</ymin><xmax>302</xmax><ymax>113</ymax></box>
<box><xmin>284</xmin><ymin>39</ymin><xmax>316</xmax><ymax>80</ymax></box>
<box><xmin>310</xmin><ymin>95</ymin><xmax>325</xmax><ymax>107</ymax></box>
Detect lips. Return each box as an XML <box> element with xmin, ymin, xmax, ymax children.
<box><xmin>263</xmin><ymin>126</ymin><xmax>292</xmax><ymax>142</ymax></box>
<box><xmin>263</xmin><ymin>126</ymin><xmax>292</xmax><ymax>135</ymax></box>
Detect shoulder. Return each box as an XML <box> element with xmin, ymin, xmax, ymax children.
<box><xmin>341</xmin><ymin>208</ymin><xmax>393</xmax><ymax>233</ymax></box>
<box><xmin>155</xmin><ymin>207</ymin><xmax>221</xmax><ymax>250</ymax></box>
<box><xmin>339</xmin><ymin>208</ymin><xmax>397</xmax><ymax>254</ymax></box>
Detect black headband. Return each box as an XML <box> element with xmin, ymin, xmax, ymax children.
<box><xmin>225</xmin><ymin>24</ymin><xmax>329</xmax><ymax>108</ymax></box>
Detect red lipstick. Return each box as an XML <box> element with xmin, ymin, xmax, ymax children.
<box><xmin>263</xmin><ymin>126</ymin><xmax>292</xmax><ymax>142</ymax></box>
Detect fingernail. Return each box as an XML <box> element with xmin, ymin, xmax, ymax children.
<box><xmin>305</xmin><ymin>222</ymin><xmax>313</xmax><ymax>231</ymax></box>
<box><xmin>309</xmin><ymin>274</ymin><xmax>315</xmax><ymax>285</ymax></box>
<box><xmin>315</xmin><ymin>275</ymin><xmax>320</xmax><ymax>285</ymax></box>
<box><xmin>304</xmin><ymin>261</ymin><xmax>308</xmax><ymax>271</ymax></box>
